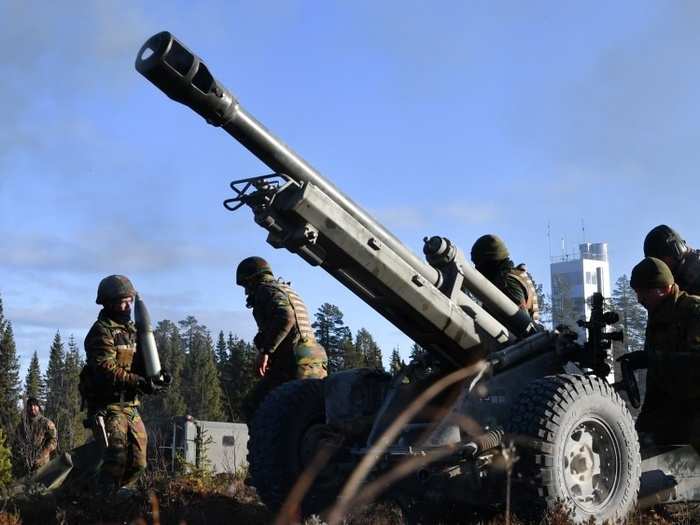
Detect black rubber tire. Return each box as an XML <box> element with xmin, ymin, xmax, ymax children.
<box><xmin>248</xmin><ymin>378</ymin><xmax>338</xmax><ymax>516</ymax></box>
<box><xmin>508</xmin><ymin>374</ymin><xmax>640</xmax><ymax>523</ymax></box>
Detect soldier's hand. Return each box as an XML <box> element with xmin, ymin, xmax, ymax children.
<box><xmin>257</xmin><ymin>353</ymin><xmax>270</xmax><ymax>377</ymax></box>
<box><xmin>135</xmin><ymin>376</ymin><xmax>156</xmax><ymax>395</ymax></box>
<box><xmin>616</xmin><ymin>351</ymin><xmax>648</xmax><ymax>370</ymax></box>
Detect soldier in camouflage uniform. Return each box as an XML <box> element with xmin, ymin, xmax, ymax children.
<box><xmin>15</xmin><ymin>397</ymin><xmax>57</xmax><ymax>474</ymax></box>
<box><xmin>470</xmin><ymin>234</ymin><xmax>540</xmax><ymax>323</ymax></box>
<box><xmin>237</xmin><ymin>257</ymin><xmax>328</xmax><ymax>421</ymax></box>
<box><xmin>81</xmin><ymin>275</ymin><xmax>158</xmax><ymax>494</ymax></box>
<box><xmin>644</xmin><ymin>224</ymin><xmax>700</xmax><ymax>295</ymax></box>
<box><xmin>628</xmin><ymin>257</ymin><xmax>700</xmax><ymax>448</ymax></box>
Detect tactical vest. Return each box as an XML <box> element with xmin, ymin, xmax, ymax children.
<box><xmin>677</xmin><ymin>249</ymin><xmax>700</xmax><ymax>295</ymax></box>
<box><xmin>510</xmin><ymin>264</ymin><xmax>540</xmax><ymax>322</ymax></box>
<box><xmin>109</xmin><ymin>324</ymin><xmax>138</xmax><ymax>369</ymax></box>
<box><xmin>267</xmin><ymin>279</ymin><xmax>317</xmax><ymax>343</ymax></box>
<box><xmin>80</xmin><ymin>317</ymin><xmax>138</xmax><ymax>410</ymax></box>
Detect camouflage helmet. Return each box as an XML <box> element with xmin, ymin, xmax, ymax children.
<box><xmin>630</xmin><ymin>257</ymin><xmax>674</xmax><ymax>290</ymax></box>
<box><xmin>236</xmin><ymin>256</ymin><xmax>273</xmax><ymax>286</ymax></box>
<box><xmin>96</xmin><ymin>275</ymin><xmax>136</xmax><ymax>305</ymax></box>
<box><xmin>471</xmin><ymin>234</ymin><xmax>510</xmax><ymax>267</ymax></box>
<box><xmin>643</xmin><ymin>224</ymin><xmax>688</xmax><ymax>260</ymax></box>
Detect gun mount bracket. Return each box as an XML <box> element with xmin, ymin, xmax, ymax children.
<box><xmin>223</xmin><ymin>173</ymin><xmax>292</xmax><ymax>212</ymax></box>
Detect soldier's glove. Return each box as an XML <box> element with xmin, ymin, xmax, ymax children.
<box><xmin>159</xmin><ymin>370</ymin><xmax>173</xmax><ymax>388</ymax></box>
<box><xmin>135</xmin><ymin>376</ymin><xmax>157</xmax><ymax>395</ymax></box>
<box><xmin>615</xmin><ymin>352</ymin><xmax>643</xmax><ymax>409</ymax></box>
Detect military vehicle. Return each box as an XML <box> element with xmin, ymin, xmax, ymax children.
<box><xmin>135</xmin><ymin>31</ymin><xmax>700</xmax><ymax>523</ymax></box>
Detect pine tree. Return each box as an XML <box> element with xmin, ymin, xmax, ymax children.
<box><xmin>409</xmin><ymin>343</ymin><xmax>427</xmax><ymax>362</ymax></box>
<box><xmin>44</xmin><ymin>332</ymin><xmax>66</xmax><ymax>418</ymax></box>
<box><xmin>180</xmin><ymin>319</ymin><xmax>225</xmax><ymax>421</ymax></box>
<box><xmin>0</xmin><ymin>294</ymin><xmax>21</xmax><ymax>441</ymax></box>
<box><xmin>215</xmin><ymin>330</ymin><xmax>228</xmax><ymax>369</ymax></box>
<box><xmin>24</xmin><ymin>351</ymin><xmax>45</xmax><ymax>404</ymax></box>
<box><xmin>51</xmin><ymin>336</ymin><xmax>83</xmax><ymax>452</ymax></box>
<box><xmin>222</xmin><ymin>333</ymin><xmax>257</xmax><ymax>421</ymax></box>
<box><xmin>313</xmin><ymin>303</ymin><xmax>352</xmax><ymax>373</ymax></box>
<box><xmin>61</xmin><ymin>335</ymin><xmax>87</xmax><ymax>451</ymax></box>
<box><xmin>535</xmin><ymin>283</ymin><xmax>551</xmax><ymax>327</ymax></box>
<box><xmin>389</xmin><ymin>347</ymin><xmax>405</xmax><ymax>375</ymax></box>
<box><xmin>141</xmin><ymin>320</ymin><xmax>187</xmax><ymax>429</ymax></box>
<box><xmin>611</xmin><ymin>275</ymin><xmax>647</xmax><ymax>355</ymax></box>
<box><xmin>550</xmin><ymin>274</ymin><xmax>582</xmax><ymax>329</ymax></box>
<box><xmin>0</xmin><ymin>428</ymin><xmax>12</xmax><ymax>489</ymax></box>
<box><xmin>44</xmin><ymin>331</ymin><xmax>69</xmax><ymax>452</ymax></box>
<box><xmin>354</xmin><ymin>328</ymin><xmax>384</xmax><ymax>370</ymax></box>
<box><xmin>340</xmin><ymin>335</ymin><xmax>363</xmax><ymax>370</ymax></box>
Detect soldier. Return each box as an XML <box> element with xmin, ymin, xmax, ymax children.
<box><xmin>15</xmin><ymin>397</ymin><xmax>57</xmax><ymax>474</ymax></box>
<box><xmin>236</xmin><ymin>257</ymin><xmax>328</xmax><ymax>421</ymax></box>
<box><xmin>628</xmin><ymin>257</ymin><xmax>700</xmax><ymax>447</ymax></box>
<box><xmin>81</xmin><ymin>275</ymin><xmax>160</xmax><ymax>495</ymax></box>
<box><xmin>470</xmin><ymin>234</ymin><xmax>540</xmax><ymax>322</ymax></box>
<box><xmin>643</xmin><ymin>224</ymin><xmax>700</xmax><ymax>295</ymax></box>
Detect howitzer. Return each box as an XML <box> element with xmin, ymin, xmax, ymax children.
<box><xmin>134</xmin><ymin>31</ymin><xmax>700</xmax><ymax>524</ymax></box>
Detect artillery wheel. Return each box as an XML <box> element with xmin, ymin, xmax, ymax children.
<box><xmin>508</xmin><ymin>374</ymin><xmax>640</xmax><ymax>523</ymax></box>
<box><xmin>248</xmin><ymin>378</ymin><xmax>346</xmax><ymax>516</ymax></box>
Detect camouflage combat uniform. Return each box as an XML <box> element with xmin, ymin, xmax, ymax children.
<box><xmin>15</xmin><ymin>413</ymin><xmax>57</xmax><ymax>473</ymax></box>
<box><xmin>636</xmin><ymin>285</ymin><xmax>700</xmax><ymax>446</ymax></box>
<box><xmin>243</xmin><ymin>275</ymin><xmax>328</xmax><ymax>420</ymax></box>
<box><xmin>83</xmin><ymin>310</ymin><xmax>147</xmax><ymax>488</ymax></box>
<box><xmin>480</xmin><ymin>260</ymin><xmax>540</xmax><ymax>322</ymax></box>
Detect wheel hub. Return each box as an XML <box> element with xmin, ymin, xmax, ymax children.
<box><xmin>562</xmin><ymin>418</ymin><xmax>620</xmax><ymax>512</ymax></box>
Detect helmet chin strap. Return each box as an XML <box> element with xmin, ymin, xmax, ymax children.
<box><xmin>104</xmin><ymin>305</ymin><xmax>132</xmax><ymax>324</ymax></box>
<box><xmin>668</xmin><ymin>235</ymin><xmax>689</xmax><ymax>260</ymax></box>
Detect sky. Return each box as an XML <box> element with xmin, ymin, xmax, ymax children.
<box><xmin>2</xmin><ymin>1</ymin><xmax>699</xmax><ymax>376</ymax></box>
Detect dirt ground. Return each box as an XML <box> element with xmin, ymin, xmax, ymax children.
<box><xmin>3</xmin><ymin>473</ymin><xmax>700</xmax><ymax>525</ymax></box>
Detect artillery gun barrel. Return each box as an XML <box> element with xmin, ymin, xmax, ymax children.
<box><xmin>135</xmin><ymin>31</ymin><xmax>530</xmax><ymax>349</ymax></box>
<box><xmin>135</xmin><ymin>31</ymin><xmax>439</xmax><ymax>287</ymax></box>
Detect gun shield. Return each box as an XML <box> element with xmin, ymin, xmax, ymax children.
<box><xmin>134</xmin><ymin>294</ymin><xmax>163</xmax><ymax>380</ymax></box>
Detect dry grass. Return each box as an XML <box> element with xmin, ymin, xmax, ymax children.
<box><xmin>5</xmin><ymin>475</ymin><xmax>699</xmax><ymax>525</ymax></box>
<box><xmin>0</xmin><ymin>511</ymin><xmax>20</xmax><ymax>525</ymax></box>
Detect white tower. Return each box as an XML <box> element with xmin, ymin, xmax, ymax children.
<box><xmin>550</xmin><ymin>242</ymin><xmax>611</xmax><ymax>340</ymax></box>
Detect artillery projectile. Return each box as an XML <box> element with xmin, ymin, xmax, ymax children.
<box><xmin>134</xmin><ymin>293</ymin><xmax>162</xmax><ymax>380</ymax></box>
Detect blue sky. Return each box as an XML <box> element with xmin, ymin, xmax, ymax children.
<box><xmin>2</xmin><ymin>1</ymin><xmax>699</xmax><ymax>375</ymax></box>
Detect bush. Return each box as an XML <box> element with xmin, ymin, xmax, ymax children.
<box><xmin>0</xmin><ymin>429</ymin><xmax>12</xmax><ymax>489</ymax></box>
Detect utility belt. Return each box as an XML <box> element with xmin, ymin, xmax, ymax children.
<box><xmin>83</xmin><ymin>389</ymin><xmax>139</xmax><ymax>419</ymax></box>
<box><xmin>82</xmin><ymin>399</ymin><xmax>140</xmax><ymax>436</ymax></box>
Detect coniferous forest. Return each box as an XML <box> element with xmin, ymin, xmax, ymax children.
<box><xmin>0</xmin><ymin>292</ymin><xmax>389</xmax><ymax>477</ymax></box>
